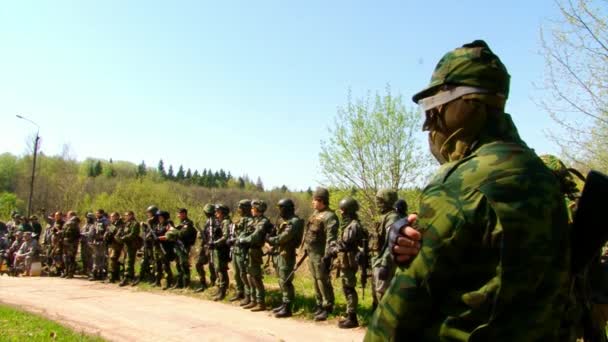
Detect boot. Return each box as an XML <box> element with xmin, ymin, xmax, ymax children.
<box><xmin>171</xmin><ymin>278</ymin><xmax>184</xmax><ymax>289</ymax></box>
<box><xmin>275</xmin><ymin>303</ymin><xmax>292</xmax><ymax>318</ymax></box>
<box><xmin>242</xmin><ymin>300</ymin><xmax>257</xmax><ymax>309</ymax></box>
<box><xmin>250</xmin><ymin>302</ymin><xmax>266</xmax><ymax>312</ymax></box>
<box><xmin>338</xmin><ymin>312</ymin><xmax>359</xmax><ymax>329</ymax></box>
<box><xmin>272</xmin><ymin>303</ymin><xmax>285</xmax><ymax>313</ymax></box>
<box><xmin>88</xmin><ymin>272</ymin><xmax>96</xmax><ymax>281</ymax></box>
<box><xmin>183</xmin><ymin>278</ymin><xmax>190</xmax><ymax>289</ymax></box>
<box><xmin>153</xmin><ymin>276</ymin><xmax>162</xmax><ymax>287</ymax></box>
<box><xmin>162</xmin><ymin>277</ymin><xmax>173</xmax><ymax>290</ymax></box>
<box><xmin>313</xmin><ymin>305</ymin><xmax>323</xmax><ymax>316</ymax></box>
<box><xmin>229</xmin><ymin>292</ymin><xmax>244</xmax><ymax>302</ymax></box>
<box><xmin>239</xmin><ymin>296</ymin><xmax>251</xmax><ymax>306</ymax></box>
<box><xmin>119</xmin><ymin>277</ymin><xmax>130</xmax><ymax>287</ymax></box>
<box><xmin>131</xmin><ymin>277</ymin><xmax>141</xmax><ymax>286</ymax></box>
<box><xmin>213</xmin><ymin>288</ymin><xmax>226</xmax><ymax>301</ymax></box>
<box><xmin>108</xmin><ymin>271</ymin><xmax>119</xmax><ymax>284</ymax></box>
<box><xmin>194</xmin><ymin>282</ymin><xmax>207</xmax><ymax>293</ymax></box>
<box><xmin>314</xmin><ymin>309</ymin><xmax>328</xmax><ymax>322</ymax></box>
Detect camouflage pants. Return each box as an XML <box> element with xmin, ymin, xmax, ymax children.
<box><xmin>247</xmin><ymin>248</ymin><xmax>264</xmax><ymax>303</ymax></box>
<box><xmin>123</xmin><ymin>245</ymin><xmax>136</xmax><ymax>279</ymax></box>
<box><xmin>308</xmin><ymin>253</ymin><xmax>334</xmax><ymax>309</ymax></box>
<box><xmin>372</xmin><ymin>264</ymin><xmax>395</xmax><ymax>303</ymax></box>
<box><xmin>62</xmin><ymin>242</ymin><xmax>78</xmax><ymax>276</ymax></box>
<box><xmin>51</xmin><ymin>245</ymin><xmax>63</xmax><ymax>272</ymax></box>
<box><xmin>154</xmin><ymin>245</ymin><xmax>173</xmax><ymax>283</ymax></box>
<box><xmin>80</xmin><ymin>240</ymin><xmax>92</xmax><ymax>274</ymax></box>
<box><xmin>212</xmin><ymin>250</ymin><xmax>229</xmax><ymax>291</ymax></box>
<box><xmin>175</xmin><ymin>246</ymin><xmax>191</xmax><ymax>286</ymax></box>
<box><xmin>14</xmin><ymin>255</ymin><xmax>33</xmax><ymax>273</ymax></box>
<box><xmin>341</xmin><ymin>266</ymin><xmax>358</xmax><ymax>314</ymax></box>
<box><xmin>108</xmin><ymin>244</ymin><xmax>123</xmax><ymax>274</ymax></box>
<box><xmin>139</xmin><ymin>241</ymin><xmax>154</xmax><ymax>280</ymax></box>
<box><xmin>232</xmin><ymin>250</ymin><xmax>247</xmax><ymax>295</ymax></box>
<box><xmin>277</xmin><ymin>254</ymin><xmax>295</xmax><ymax>304</ymax></box>
<box><xmin>90</xmin><ymin>243</ymin><xmax>106</xmax><ymax>273</ymax></box>
<box><xmin>195</xmin><ymin>247</ymin><xmax>216</xmax><ymax>286</ymax></box>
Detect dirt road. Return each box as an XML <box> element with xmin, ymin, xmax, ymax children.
<box><xmin>0</xmin><ymin>277</ymin><xmax>365</xmax><ymax>342</ymax></box>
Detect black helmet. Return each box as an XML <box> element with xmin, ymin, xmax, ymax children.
<box><xmin>146</xmin><ymin>205</ymin><xmax>159</xmax><ymax>215</ymax></box>
<box><xmin>394</xmin><ymin>199</ymin><xmax>408</xmax><ymax>216</ymax></box>
<box><xmin>339</xmin><ymin>197</ymin><xmax>359</xmax><ymax>215</ymax></box>
<box><xmin>277</xmin><ymin>198</ymin><xmax>295</xmax><ymax>209</ymax></box>
<box><xmin>238</xmin><ymin>200</ymin><xmax>252</xmax><ymax>209</ymax></box>
<box><xmin>158</xmin><ymin>211</ymin><xmax>170</xmax><ymax>220</ymax></box>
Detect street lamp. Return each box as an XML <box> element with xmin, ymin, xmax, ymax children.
<box><xmin>16</xmin><ymin>115</ymin><xmax>40</xmax><ymax>217</ymax></box>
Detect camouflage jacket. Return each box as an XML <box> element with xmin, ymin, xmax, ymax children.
<box><xmin>304</xmin><ymin>209</ymin><xmax>339</xmax><ymax>257</ymax></box>
<box><xmin>121</xmin><ymin>219</ymin><xmax>140</xmax><ymax>246</ymax></box>
<box><xmin>268</xmin><ymin>215</ymin><xmax>305</xmax><ymax>260</ymax></box>
<box><xmin>372</xmin><ymin>210</ymin><xmax>402</xmax><ymax>269</ymax></box>
<box><xmin>176</xmin><ymin>218</ymin><xmax>197</xmax><ymax>248</ymax></box>
<box><xmin>234</xmin><ymin>215</ymin><xmax>253</xmax><ymax>255</ymax></box>
<box><xmin>240</xmin><ymin>215</ymin><xmax>271</xmax><ymax>250</ymax></box>
<box><xmin>366</xmin><ymin>131</ymin><xmax>571</xmax><ymax>341</ymax></box>
<box><xmin>62</xmin><ymin>217</ymin><xmax>81</xmax><ymax>244</ymax></box>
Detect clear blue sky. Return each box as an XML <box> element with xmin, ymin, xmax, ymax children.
<box><xmin>0</xmin><ymin>0</ymin><xmax>561</xmax><ymax>190</ymax></box>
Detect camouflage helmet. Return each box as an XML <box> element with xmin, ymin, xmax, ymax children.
<box><xmin>313</xmin><ymin>187</ymin><xmax>329</xmax><ymax>200</ymax></box>
<box><xmin>376</xmin><ymin>189</ymin><xmax>398</xmax><ymax>206</ymax></box>
<box><xmin>238</xmin><ymin>199</ymin><xmax>252</xmax><ymax>209</ymax></box>
<box><xmin>86</xmin><ymin>212</ymin><xmax>95</xmax><ymax>219</ymax></box>
<box><xmin>146</xmin><ymin>205</ymin><xmax>159</xmax><ymax>215</ymax></box>
<box><xmin>203</xmin><ymin>203</ymin><xmax>215</xmax><ymax>215</ymax></box>
<box><xmin>251</xmin><ymin>199</ymin><xmax>267</xmax><ymax>212</ymax></box>
<box><xmin>412</xmin><ymin>40</ymin><xmax>510</xmax><ymax>108</ymax></box>
<box><xmin>215</xmin><ymin>203</ymin><xmax>230</xmax><ymax>215</ymax></box>
<box><xmin>277</xmin><ymin>198</ymin><xmax>294</xmax><ymax>209</ymax></box>
<box><xmin>339</xmin><ymin>197</ymin><xmax>359</xmax><ymax>215</ymax></box>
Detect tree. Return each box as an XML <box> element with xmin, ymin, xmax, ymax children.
<box><xmin>93</xmin><ymin>160</ymin><xmax>102</xmax><ymax>177</ymax></box>
<box><xmin>137</xmin><ymin>161</ymin><xmax>147</xmax><ymax>178</ymax></box>
<box><xmin>539</xmin><ymin>0</ymin><xmax>608</xmax><ymax>172</ymax></box>
<box><xmin>176</xmin><ymin>165</ymin><xmax>185</xmax><ymax>181</ymax></box>
<box><xmin>319</xmin><ymin>86</ymin><xmax>433</xmax><ymax>222</ymax></box>
<box><xmin>157</xmin><ymin>159</ymin><xmax>166</xmax><ymax>179</ymax></box>
<box><xmin>102</xmin><ymin>159</ymin><xmax>116</xmax><ymax>178</ymax></box>
<box><xmin>185</xmin><ymin>168</ymin><xmax>192</xmax><ymax>180</ymax></box>
<box><xmin>167</xmin><ymin>165</ymin><xmax>175</xmax><ymax>180</ymax></box>
<box><xmin>255</xmin><ymin>177</ymin><xmax>264</xmax><ymax>192</ymax></box>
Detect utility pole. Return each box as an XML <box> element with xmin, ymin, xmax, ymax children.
<box><xmin>16</xmin><ymin>115</ymin><xmax>40</xmax><ymax>217</ymax></box>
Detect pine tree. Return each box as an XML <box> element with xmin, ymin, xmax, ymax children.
<box><xmin>167</xmin><ymin>165</ymin><xmax>175</xmax><ymax>180</ymax></box>
<box><xmin>158</xmin><ymin>159</ymin><xmax>167</xmax><ymax>179</ymax></box>
<box><xmin>186</xmin><ymin>168</ymin><xmax>192</xmax><ymax>179</ymax></box>
<box><xmin>93</xmin><ymin>160</ymin><xmax>102</xmax><ymax>177</ymax></box>
<box><xmin>176</xmin><ymin>165</ymin><xmax>185</xmax><ymax>181</ymax></box>
<box><xmin>137</xmin><ymin>160</ymin><xmax>147</xmax><ymax>177</ymax></box>
<box><xmin>256</xmin><ymin>177</ymin><xmax>264</xmax><ymax>192</ymax></box>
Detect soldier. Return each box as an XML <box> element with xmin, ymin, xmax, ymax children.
<box><xmin>30</xmin><ymin>216</ymin><xmax>42</xmax><ymax>242</ymax></box>
<box><xmin>194</xmin><ymin>203</ymin><xmax>216</xmax><ymax>293</ymax></box>
<box><xmin>134</xmin><ymin>205</ymin><xmax>158</xmax><ymax>286</ymax></box>
<box><xmin>119</xmin><ymin>211</ymin><xmax>141</xmax><ymax>286</ymax></box>
<box><xmin>303</xmin><ymin>187</ymin><xmax>339</xmax><ymax>321</ymax></box>
<box><xmin>266</xmin><ymin>198</ymin><xmax>305</xmax><ymax>318</ymax></box>
<box><xmin>229</xmin><ymin>200</ymin><xmax>253</xmax><ymax>303</ymax></box>
<box><xmin>239</xmin><ymin>199</ymin><xmax>273</xmax><ymax>312</ymax></box>
<box><xmin>50</xmin><ymin>212</ymin><xmax>65</xmax><ymax>276</ymax></box>
<box><xmin>105</xmin><ymin>212</ymin><xmax>125</xmax><ymax>284</ymax></box>
<box><xmin>370</xmin><ymin>189</ymin><xmax>402</xmax><ymax>309</ymax></box>
<box><xmin>159</xmin><ymin>208</ymin><xmax>197</xmax><ymax>289</ymax></box>
<box><xmin>209</xmin><ymin>204</ymin><xmax>231</xmax><ymax>301</ymax></box>
<box><xmin>7</xmin><ymin>231</ymin><xmax>23</xmax><ymax>270</ymax></box>
<box><xmin>13</xmin><ymin>231</ymin><xmax>38</xmax><ymax>276</ymax></box>
<box><xmin>6</xmin><ymin>213</ymin><xmax>22</xmax><ymax>244</ymax></box>
<box><xmin>154</xmin><ymin>211</ymin><xmax>175</xmax><ymax>290</ymax></box>
<box><xmin>62</xmin><ymin>211</ymin><xmax>80</xmax><ymax>279</ymax></box>
<box><xmin>0</xmin><ymin>220</ymin><xmax>6</xmax><ymax>239</ymax></box>
<box><xmin>327</xmin><ymin>197</ymin><xmax>366</xmax><ymax>328</ymax></box>
<box><xmin>17</xmin><ymin>216</ymin><xmax>33</xmax><ymax>233</ymax></box>
<box><xmin>89</xmin><ymin>209</ymin><xmax>108</xmax><ymax>280</ymax></box>
<box><xmin>80</xmin><ymin>213</ymin><xmax>95</xmax><ymax>276</ymax></box>
<box><xmin>366</xmin><ymin>40</ymin><xmax>571</xmax><ymax>341</ymax></box>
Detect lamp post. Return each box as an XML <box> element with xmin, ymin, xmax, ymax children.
<box><xmin>16</xmin><ymin>115</ymin><xmax>40</xmax><ymax>217</ymax></box>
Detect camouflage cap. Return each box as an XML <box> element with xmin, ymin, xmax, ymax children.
<box><xmin>238</xmin><ymin>199</ymin><xmax>252</xmax><ymax>209</ymax></box>
<box><xmin>313</xmin><ymin>187</ymin><xmax>329</xmax><ymax>200</ymax></box>
<box><xmin>203</xmin><ymin>203</ymin><xmax>215</xmax><ymax>215</ymax></box>
<box><xmin>251</xmin><ymin>199</ymin><xmax>267</xmax><ymax>212</ymax></box>
<box><xmin>376</xmin><ymin>189</ymin><xmax>398</xmax><ymax>205</ymax></box>
<box><xmin>215</xmin><ymin>203</ymin><xmax>230</xmax><ymax>214</ymax></box>
<box><xmin>412</xmin><ymin>40</ymin><xmax>510</xmax><ymax>104</ymax></box>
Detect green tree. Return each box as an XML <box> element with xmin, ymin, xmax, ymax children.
<box><xmin>93</xmin><ymin>160</ymin><xmax>102</xmax><ymax>177</ymax></box>
<box><xmin>167</xmin><ymin>165</ymin><xmax>175</xmax><ymax>180</ymax></box>
<box><xmin>157</xmin><ymin>159</ymin><xmax>166</xmax><ymax>179</ymax></box>
<box><xmin>0</xmin><ymin>192</ymin><xmax>24</xmax><ymax>219</ymax></box>
<box><xmin>0</xmin><ymin>153</ymin><xmax>18</xmax><ymax>193</ymax></box>
<box><xmin>176</xmin><ymin>165</ymin><xmax>185</xmax><ymax>181</ymax></box>
<box><xmin>102</xmin><ymin>159</ymin><xmax>116</xmax><ymax>178</ymax></box>
<box><xmin>319</xmin><ymin>85</ymin><xmax>433</xmax><ymax>222</ymax></box>
<box><xmin>137</xmin><ymin>160</ymin><xmax>147</xmax><ymax>177</ymax></box>
<box><xmin>539</xmin><ymin>0</ymin><xmax>608</xmax><ymax>172</ymax></box>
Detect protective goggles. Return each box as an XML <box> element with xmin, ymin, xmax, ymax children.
<box><xmin>417</xmin><ymin>86</ymin><xmax>501</xmax><ymax>111</ymax></box>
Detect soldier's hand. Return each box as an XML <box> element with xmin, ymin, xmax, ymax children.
<box><xmin>391</xmin><ymin>214</ymin><xmax>422</xmax><ymax>266</ymax></box>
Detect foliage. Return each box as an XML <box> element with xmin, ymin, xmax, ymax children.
<box><xmin>0</xmin><ymin>192</ymin><xmax>23</xmax><ymax>219</ymax></box>
<box><xmin>539</xmin><ymin>0</ymin><xmax>608</xmax><ymax>172</ymax></box>
<box><xmin>319</xmin><ymin>85</ymin><xmax>434</xmax><ymax>224</ymax></box>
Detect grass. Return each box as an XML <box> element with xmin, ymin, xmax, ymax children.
<box><xmin>0</xmin><ymin>304</ymin><xmax>106</xmax><ymax>342</ymax></box>
<box><xmin>131</xmin><ymin>261</ymin><xmax>375</xmax><ymax>326</ymax></box>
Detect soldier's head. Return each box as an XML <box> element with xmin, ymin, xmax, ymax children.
<box><xmin>125</xmin><ymin>211</ymin><xmax>135</xmax><ymax>221</ymax></box>
<box><xmin>15</xmin><ymin>231</ymin><xmax>23</xmax><ymax>240</ymax></box>
<box><xmin>394</xmin><ymin>199</ymin><xmax>408</xmax><ymax>216</ymax></box>
<box><xmin>67</xmin><ymin>211</ymin><xmax>77</xmax><ymax>219</ymax></box>
<box><xmin>312</xmin><ymin>187</ymin><xmax>329</xmax><ymax>210</ymax></box>
<box><xmin>339</xmin><ymin>197</ymin><xmax>359</xmax><ymax>219</ymax></box>
<box><xmin>95</xmin><ymin>209</ymin><xmax>105</xmax><ymax>220</ymax></box>
<box><xmin>109</xmin><ymin>212</ymin><xmax>120</xmax><ymax>223</ymax></box>
<box><xmin>251</xmin><ymin>200</ymin><xmax>266</xmax><ymax>217</ymax></box>
<box><xmin>158</xmin><ymin>211</ymin><xmax>170</xmax><ymax>223</ymax></box>
<box><xmin>277</xmin><ymin>198</ymin><xmax>295</xmax><ymax>219</ymax></box>
<box><xmin>375</xmin><ymin>189</ymin><xmax>398</xmax><ymax>213</ymax></box>
<box><xmin>11</xmin><ymin>210</ymin><xmax>19</xmax><ymax>219</ymax></box>
<box><xmin>413</xmin><ymin>40</ymin><xmax>511</xmax><ymax>164</ymax></box>
<box><xmin>145</xmin><ymin>205</ymin><xmax>159</xmax><ymax>219</ymax></box>
<box><xmin>23</xmin><ymin>231</ymin><xmax>32</xmax><ymax>241</ymax></box>
<box><xmin>203</xmin><ymin>203</ymin><xmax>215</xmax><ymax>218</ymax></box>
<box><xmin>54</xmin><ymin>211</ymin><xmax>63</xmax><ymax>222</ymax></box>
<box><xmin>14</xmin><ymin>215</ymin><xmax>22</xmax><ymax>224</ymax></box>
<box><xmin>237</xmin><ymin>200</ymin><xmax>252</xmax><ymax>217</ymax></box>
<box><xmin>177</xmin><ymin>208</ymin><xmax>188</xmax><ymax>220</ymax></box>
<box><xmin>86</xmin><ymin>212</ymin><xmax>95</xmax><ymax>223</ymax></box>
<box><xmin>214</xmin><ymin>204</ymin><xmax>229</xmax><ymax>220</ymax></box>
<box><xmin>30</xmin><ymin>215</ymin><xmax>38</xmax><ymax>223</ymax></box>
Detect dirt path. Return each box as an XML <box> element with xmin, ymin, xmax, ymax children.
<box><xmin>0</xmin><ymin>277</ymin><xmax>365</xmax><ymax>342</ymax></box>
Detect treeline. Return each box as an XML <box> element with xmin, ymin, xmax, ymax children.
<box><xmin>0</xmin><ymin>152</ymin><xmax>421</xmax><ymax>229</ymax></box>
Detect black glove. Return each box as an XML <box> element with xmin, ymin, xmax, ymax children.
<box><xmin>387</xmin><ymin>217</ymin><xmax>408</xmax><ymax>266</ymax></box>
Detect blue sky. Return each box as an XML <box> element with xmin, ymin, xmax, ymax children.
<box><xmin>1</xmin><ymin>0</ymin><xmax>561</xmax><ymax>190</ymax></box>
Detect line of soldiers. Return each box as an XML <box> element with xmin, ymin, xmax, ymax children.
<box><xmin>0</xmin><ymin>187</ymin><xmax>409</xmax><ymax>329</ymax></box>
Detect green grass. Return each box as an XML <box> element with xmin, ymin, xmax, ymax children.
<box><xmin>0</xmin><ymin>304</ymin><xmax>106</xmax><ymax>342</ymax></box>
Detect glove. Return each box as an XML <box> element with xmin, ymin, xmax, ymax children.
<box><xmin>377</xmin><ymin>265</ymin><xmax>389</xmax><ymax>281</ymax></box>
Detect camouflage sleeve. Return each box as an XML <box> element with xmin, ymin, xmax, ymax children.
<box><xmin>241</xmin><ymin>218</ymin><xmax>268</xmax><ymax>247</ymax></box>
<box><xmin>214</xmin><ymin>220</ymin><xmax>230</xmax><ymax>246</ymax></box>
<box><xmin>122</xmin><ymin>222</ymin><xmax>140</xmax><ymax>242</ymax></box>
<box><xmin>276</xmin><ymin>221</ymin><xmax>298</xmax><ymax>245</ymax></box>
<box><xmin>324</xmin><ymin>212</ymin><xmax>339</xmax><ymax>256</ymax></box>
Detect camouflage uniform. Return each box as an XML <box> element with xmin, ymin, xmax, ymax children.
<box><xmin>80</xmin><ymin>217</ymin><xmax>95</xmax><ymax>276</ymax></box>
<box><xmin>231</xmin><ymin>200</ymin><xmax>253</xmax><ymax>302</ymax></box>
<box><xmin>304</xmin><ymin>188</ymin><xmax>339</xmax><ymax>319</ymax></box>
<box><xmin>195</xmin><ymin>207</ymin><xmax>216</xmax><ymax>292</ymax></box>
<box><xmin>266</xmin><ymin>199</ymin><xmax>304</xmax><ymax>317</ymax></box>
<box><xmin>153</xmin><ymin>217</ymin><xmax>175</xmax><ymax>289</ymax></box>
<box><xmin>62</xmin><ymin>216</ymin><xmax>81</xmax><ymax>278</ymax></box>
<box><xmin>211</xmin><ymin>210</ymin><xmax>231</xmax><ymax>300</ymax></box>
<box><xmin>138</xmin><ymin>216</ymin><xmax>157</xmax><ymax>284</ymax></box>
<box><xmin>89</xmin><ymin>218</ymin><xmax>107</xmax><ymax>280</ymax></box>
<box><xmin>105</xmin><ymin>218</ymin><xmax>125</xmax><ymax>283</ymax></box>
<box><xmin>167</xmin><ymin>216</ymin><xmax>197</xmax><ymax>288</ymax></box>
<box><xmin>366</xmin><ymin>40</ymin><xmax>572</xmax><ymax>341</ymax></box>
<box><xmin>120</xmin><ymin>218</ymin><xmax>141</xmax><ymax>285</ymax></box>
<box><xmin>50</xmin><ymin>220</ymin><xmax>65</xmax><ymax>275</ymax></box>
<box><xmin>14</xmin><ymin>233</ymin><xmax>38</xmax><ymax>274</ymax></box>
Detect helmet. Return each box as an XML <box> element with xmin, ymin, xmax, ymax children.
<box><xmin>158</xmin><ymin>211</ymin><xmax>170</xmax><ymax>220</ymax></box>
<box><xmin>203</xmin><ymin>203</ymin><xmax>215</xmax><ymax>215</ymax></box>
<box><xmin>146</xmin><ymin>205</ymin><xmax>159</xmax><ymax>215</ymax></box>
<box><xmin>313</xmin><ymin>187</ymin><xmax>329</xmax><ymax>200</ymax></box>
<box><xmin>238</xmin><ymin>199</ymin><xmax>252</xmax><ymax>209</ymax></box>
<box><xmin>277</xmin><ymin>198</ymin><xmax>294</xmax><ymax>209</ymax></box>
<box><xmin>251</xmin><ymin>199</ymin><xmax>267</xmax><ymax>212</ymax></box>
<box><xmin>215</xmin><ymin>203</ymin><xmax>230</xmax><ymax>215</ymax></box>
<box><xmin>339</xmin><ymin>197</ymin><xmax>359</xmax><ymax>215</ymax></box>
<box><xmin>412</xmin><ymin>40</ymin><xmax>510</xmax><ymax>107</ymax></box>
<box><xmin>376</xmin><ymin>189</ymin><xmax>398</xmax><ymax>207</ymax></box>
<box><xmin>394</xmin><ymin>199</ymin><xmax>408</xmax><ymax>216</ymax></box>
<box><xmin>86</xmin><ymin>212</ymin><xmax>95</xmax><ymax>219</ymax></box>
